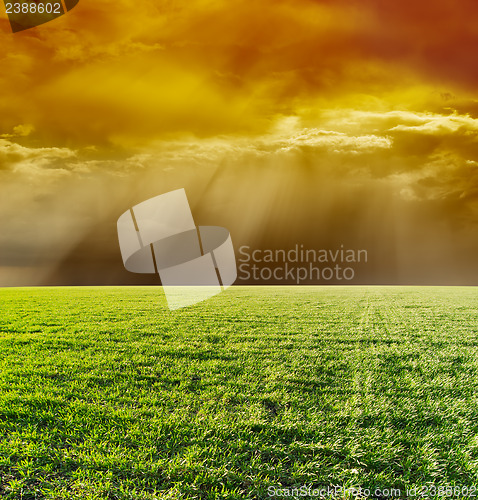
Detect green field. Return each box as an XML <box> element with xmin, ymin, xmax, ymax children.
<box><xmin>1</xmin><ymin>286</ymin><xmax>478</xmax><ymax>499</ymax></box>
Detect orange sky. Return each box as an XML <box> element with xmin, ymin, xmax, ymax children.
<box><xmin>1</xmin><ymin>0</ymin><xmax>478</xmax><ymax>285</ymax></box>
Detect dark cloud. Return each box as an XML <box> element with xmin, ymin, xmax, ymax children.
<box><xmin>1</xmin><ymin>0</ymin><xmax>478</xmax><ymax>286</ymax></box>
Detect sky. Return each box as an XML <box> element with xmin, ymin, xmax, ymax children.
<box><xmin>1</xmin><ymin>0</ymin><xmax>478</xmax><ymax>285</ymax></box>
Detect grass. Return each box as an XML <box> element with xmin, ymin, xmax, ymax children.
<box><xmin>0</xmin><ymin>285</ymin><xmax>478</xmax><ymax>499</ymax></box>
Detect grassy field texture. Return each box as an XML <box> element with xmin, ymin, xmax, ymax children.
<box><xmin>0</xmin><ymin>286</ymin><xmax>478</xmax><ymax>499</ymax></box>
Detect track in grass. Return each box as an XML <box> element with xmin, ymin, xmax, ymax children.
<box><xmin>0</xmin><ymin>286</ymin><xmax>478</xmax><ymax>499</ymax></box>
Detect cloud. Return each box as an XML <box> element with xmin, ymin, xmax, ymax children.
<box><xmin>389</xmin><ymin>113</ymin><xmax>478</xmax><ymax>135</ymax></box>
<box><xmin>2</xmin><ymin>0</ymin><xmax>478</xmax><ymax>146</ymax></box>
<box><xmin>1</xmin><ymin>0</ymin><xmax>478</xmax><ymax>285</ymax></box>
<box><xmin>0</xmin><ymin>137</ymin><xmax>76</xmax><ymax>174</ymax></box>
<box><xmin>0</xmin><ymin>123</ymin><xmax>35</xmax><ymax>139</ymax></box>
<box><xmin>278</xmin><ymin>129</ymin><xmax>392</xmax><ymax>153</ymax></box>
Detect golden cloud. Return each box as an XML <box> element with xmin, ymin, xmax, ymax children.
<box><xmin>1</xmin><ymin>0</ymin><xmax>478</xmax><ymax>285</ymax></box>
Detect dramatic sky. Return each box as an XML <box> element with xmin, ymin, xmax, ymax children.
<box><xmin>1</xmin><ymin>0</ymin><xmax>478</xmax><ymax>285</ymax></box>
